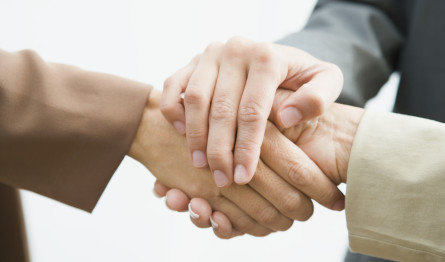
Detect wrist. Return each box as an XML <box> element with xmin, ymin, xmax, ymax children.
<box><xmin>332</xmin><ymin>104</ymin><xmax>365</xmax><ymax>183</ymax></box>
<box><xmin>128</xmin><ymin>89</ymin><xmax>162</xmax><ymax>163</ymax></box>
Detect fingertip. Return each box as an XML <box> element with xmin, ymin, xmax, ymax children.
<box><xmin>234</xmin><ymin>164</ymin><xmax>253</xmax><ymax>185</ymax></box>
<box><xmin>153</xmin><ymin>180</ymin><xmax>169</xmax><ymax>197</ymax></box>
<box><xmin>165</xmin><ymin>189</ymin><xmax>190</xmax><ymax>212</ymax></box>
<box><xmin>332</xmin><ymin>194</ymin><xmax>346</xmax><ymax>211</ymax></box>
<box><xmin>278</xmin><ymin>106</ymin><xmax>303</xmax><ymax>129</ymax></box>
<box><xmin>213</xmin><ymin>170</ymin><xmax>232</xmax><ymax>188</ymax></box>
<box><xmin>188</xmin><ymin>198</ymin><xmax>212</xmax><ymax>228</ymax></box>
<box><xmin>173</xmin><ymin>121</ymin><xmax>186</xmax><ymax>135</ymax></box>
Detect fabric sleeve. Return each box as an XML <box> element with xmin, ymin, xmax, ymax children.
<box><xmin>0</xmin><ymin>49</ymin><xmax>152</xmax><ymax>212</ymax></box>
<box><xmin>277</xmin><ymin>0</ymin><xmax>404</xmax><ymax>106</ymax></box>
<box><xmin>346</xmin><ymin>110</ymin><xmax>445</xmax><ymax>261</ymax></box>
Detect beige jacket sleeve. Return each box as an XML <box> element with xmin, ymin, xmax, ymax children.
<box><xmin>346</xmin><ymin>110</ymin><xmax>445</xmax><ymax>261</ymax></box>
<box><xmin>0</xmin><ymin>49</ymin><xmax>152</xmax><ymax>212</ymax></box>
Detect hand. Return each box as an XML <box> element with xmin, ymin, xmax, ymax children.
<box><xmin>161</xmin><ymin>37</ymin><xmax>343</xmax><ymax>186</ymax></box>
<box><xmin>157</xmin><ymin>90</ymin><xmax>365</xmax><ymax>237</ymax></box>
<box><xmin>128</xmin><ymin>90</ymin><xmax>319</xmax><ymax>238</ymax></box>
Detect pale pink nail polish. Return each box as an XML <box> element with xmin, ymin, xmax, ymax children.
<box><xmin>213</xmin><ymin>170</ymin><xmax>229</xmax><ymax>187</ymax></box>
<box><xmin>279</xmin><ymin>107</ymin><xmax>302</xmax><ymax>128</ymax></box>
<box><xmin>234</xmin><ymin>165</ymin><xmax>248</xmax><ymax>184</ymax></box>
<box><xmin>210</xmin><ymin>215</ymin><xmax>219</xmax><ymax>230</ymax></box>
<box><xmin>188</xmin><ymin>203</ymin><xmax>200</xmax><ymax>219</ymax></box>
<box><xmin>192</xmin><ymin>151</ymin><xmax>207</xmax><ymax>167</ymax></box>
<box><xmin>173</xmin><ymin>121</ymin><xmax>186</xmax><ymax>134</ymax></box>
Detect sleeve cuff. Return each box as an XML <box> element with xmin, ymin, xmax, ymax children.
<box><xmin>345</xmin><ymin>110</ymin><xmax>445</xmax><ymax>261</ymax></box>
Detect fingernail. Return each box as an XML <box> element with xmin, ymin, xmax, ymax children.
<box><xmin>210</xmin><ymin>215</ymin><xmax>219</xmax><ymax>230</ymax></box>
<box><xmin>234</xmin><ymin>165</ymin><xmax>248</xmax><ymax>184</ymax></box>
<box><xmin>333</xmin><ymin>199</ymin><xmax>345</xmax><ymax>211</ymax></box>
<box><xmin>192</xmin><ymin>151</ymin><xmax>207</xmax><ymax>168</ymax></box>
<box><xmin>188</xmin><ymin>203</ymin><xmax>200</xmax><ymax>219</ymax></box>
<box><xmin>213</xmin><ymin>170</ymin><xmax>229</xmax><ymax>187</ymax></box>
<box><xmin>173</xmin><ymin>121</ymin><xmax>186</xmax><ymax>134</ymax></box>
<box><xmin>279</xmin><ymin>107</ymin><xmax>302</xmax><ymax>128</ymax></box>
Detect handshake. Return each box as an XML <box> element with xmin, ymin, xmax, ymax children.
<box><xmin>128</xmin><ymin>37</ymin><xmax>365</xmax><ymax>239</ymax></box>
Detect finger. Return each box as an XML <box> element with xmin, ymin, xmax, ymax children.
<box><xmin>262</xmin><ymin>122</ymin><xmax>345</xmax><ymax>211</ymax></box>
<box><xmin>153</xmin><ymin>180</ymin><xmax>170</xmax><ymax>197</ymax></box>
<box><xmin>249</xmin><ymin>161</ymin><xmax>314</xmax><ymax>221</ymax></box>
<box><xmin>207</xmin><ymin>38</ymin><xmax>249</xmax><ymax>187</ymax></box>
<box><xmin>234</xmin><ymin>43</ymin><xmax>283</xmax><ymax>184</ymax></box>
<box><xmin>165</xmin><ymin>189</ymin><xmax>190</xmax><ymax>212</ymax></box>
<box><xmin>221</xmin><ymin>183</ymin><xmax>293</xmax><ymax>231</ymax></box>
<box><xmin>277</xmin><ymin>62</ymin><xmax>343</xmax><ymax>128</ymax></box>
<box><xmin>161</xmin><ymin>55</ymin><xmax>200</xmax><ymax>134</ymax></box>
<box><xmin>188</xmin><ymin>198</ymin><xmax>212</xmax><ymax>228</ymax></box>
<box><xmin>211</xmin><ymin>211</ymin><xmax>244</xmax><ymax>239</ymax></box>
<box><xmin>184</xmin><ymin>42</ymin><xmax>223</xmax><ymax>168</ymax></box>
<box><xmin>211</xmin><ymin>197</ymin><xmax>272</xmax><ymax>237</ymax></box>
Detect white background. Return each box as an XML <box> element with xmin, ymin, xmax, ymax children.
<box><xmin>0</xmin><ymin>0</ymin><xmax>398</xmax><ymax>261</ymax></box>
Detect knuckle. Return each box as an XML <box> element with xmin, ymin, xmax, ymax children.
<box><xmin>318</xmin><ymin>187</ymin><xmax>340</xmax><ymax>207</ymax></box>
<box><xmin>204</xmin><ymin>41</ymin><xmax>223</xmax><ymax>55</ymax></box>
<box><xmin>279</xmin><ymin>192</ymin><xmax>302</xmax><ymax>215</ymax></box>
<box><xmin>257</xmin><ymin>205</ymin><xmax>280</xmax><ymax>227</ymax></box>
<box><xmin>206</xmin><ymin>148</ymin><xmax>228</xmax><ymax>164</ymax></box>
<box><xmin>238</xmin><ymin>100</ymin><xmax>266</xmax><ymax>124</ymax></box>
<box><xmin>252</xmin><ymin>42</ymin><xmax>276</xmax><ymax>64</ymax></box>
<box><xmin>234</xmin><ymin>137</ymin><xmax>259</xmax><ymax>156</ymax></box>
<box><xmin>210</xmin><ymin>97</ymin><xmax>236</xmax><ymax>121</ymax></box>
<box><xmin>233</xmin><ymin>216</ymin><xmax>254</xmax><ymax>233</ymax></box>
<box><xmin>224</xmin><ymin>36</ymin><xmax>250</xmax><ymax>59</ymax></box>
<box><xmin>159</xmin><ymin>101</ymin><xmax>175</xmax><ymax>116</ymax></box>
<box><xmin>184</xmin><ymin>88</ymin><xmax>205</xmax><ymax>106</ymax></box>
<box><xmin>298</xmin><ymin>204</ymin><xmax>314</xmax><ymax>222</ymax></box>
<box><xmin>302</xmin><ymin>89</ymin><xmax>326</xmax><ymax>116</ymax></box>
<box><xmin>162</xmin><ymin>76</ymin><xmax>175</xmax><ymax>90</ymax></box>
<box><xmin>319</xmin><ymin>61</ymin><xmax>344</xmax><ymax>89</ymax></box>
<box><xmin>186</xmin><ymin>127</ymin><xmax>207</xmax><ymax>143</ymax></box>
<box><xmin>288</xmin><ymin>161</ymin><xmax>314</xmax><ymax>187</ymax></box>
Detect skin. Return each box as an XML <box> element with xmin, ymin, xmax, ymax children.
<box><xmin>128</xmin><ymin>90</ymin><xmax>334</xmax><ymax>239</ymax></box>
<box><xmin>161</xmin><ymin>37</ymin><xmax>343</xmax><ymax>187</ymax></box>
<box><xmin>156</xmin><ymin>90</ymin><xmax>365</xmax><ymax>238</ymax></box>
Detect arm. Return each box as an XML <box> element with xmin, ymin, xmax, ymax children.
<box><xmin>179</xmin><ymin>91</ymin><xmax>445</xmax><ymax>260</ymax></box>
<box><xmin>0</xmin><ymin>50</ymin><xmax>310</xmax><ymax>237</ymax></box>
<box><xmin>278</xmin><ymin>0</ymin><xmax>404</xmax><ymax>106</ymax></box>
<box><xmin>346</xmin><ymin>110</ymin><xmax>445</xmax><ymax>261</ymax></box>
<box><xmin>0</xmin><ymin>49</ymin><xmax>151</xmax><ymax>212</ymax></box>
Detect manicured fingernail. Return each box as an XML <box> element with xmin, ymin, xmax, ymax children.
<box><xmin>234</xmin><ymin>165</ymin><xmax>248</xmax><ymax>184</ymax></box>
<box><xmin>213</xmin><ymin>170</ymin><xmax>229</xmax><ymax>187</ymax></box>
<box><xmin>333</xmin><ymin>199</ymin><xmax>345</xmax><ymax>211</ymax></box>
<box><xmin>173</xmin><ymin>121</ymin><xmax>186</xmax><ymax>134</ymax></box>
<box><xmin>192</xmin><ymin>151</ymin><xmax>207</xmax><ymax>167</ymax></box>
<box><xmin>188</xmin><ymin>203</ymin><xmax>199</xmax><ymax>219</ymax></box>
<box><xmin>210</xmin><ymin>215</ymin><xmax>219</xmax><ymax>230</ymax></box>
<box><xmin>279</xmin><ymin>107</ymin><xmax>302</xmax><ymax>128</ymax></box>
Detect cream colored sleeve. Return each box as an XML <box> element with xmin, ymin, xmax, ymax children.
<box><xmin>345</xmin><ymin>110</ymin><xmax>445</xmax><ymax>261</ymax></box>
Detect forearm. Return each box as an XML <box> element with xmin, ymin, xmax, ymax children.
<box><xmin>0</xmin><ymin>49</ymin><xmax>151</xmax><ymax>212</ymax></box>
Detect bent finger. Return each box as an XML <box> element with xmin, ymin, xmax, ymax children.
<box><xmin>161</xmin><ymin>55</ymin><xmax>200</xmax><ymax>134</ymax></box>
<box><xmin>277</xmin><ymin>63</ymin><xmax>343</xmax><ymax>128</ymax></box>
<box><xmin>262</xmin><ymin>122</ymin><xmax>345</xmax><ymax>211</ymax></box>
<box><xmin>165</xmin><ymin>189</ymin><xmax>190</xmax><ymax>212</ymax></box>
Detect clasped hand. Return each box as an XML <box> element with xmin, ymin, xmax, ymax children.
<box><xmin>131</xmin><ymin>37</ymin><xmax>365</xmax><ymax>239</ymax></box>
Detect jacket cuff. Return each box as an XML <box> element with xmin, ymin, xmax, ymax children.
<box><xmin>345</xmin><ymin>110</ymin><xmax>445</xmax><ymax>261</ymax></box>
